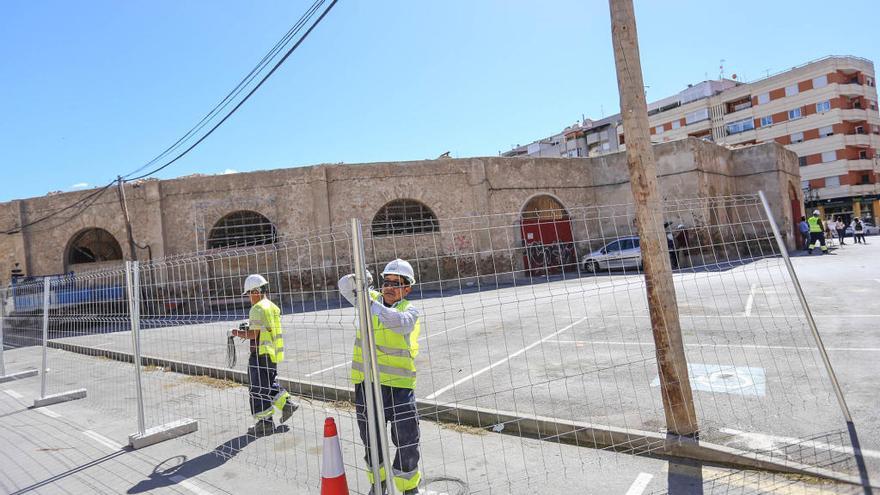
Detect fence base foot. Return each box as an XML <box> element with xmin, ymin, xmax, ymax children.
<box><xmin>0</xmin><ymin>369</ymin><xmax>39</xmax><ymax>383</ymax></box>
<box><xmin>33</xmin><ymin>388</ymin><xmax>87</xmax><ymax>407</ymax></box>
<box><xmin>129</xmin><ymin>418</ymin><xmax>199</xmax><ymax>449</ymax></box>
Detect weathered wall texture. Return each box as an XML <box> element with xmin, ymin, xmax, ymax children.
<box><xmin>0</xmin><ymin>138</ymin><xmax>801</xmax><ymax>287</ymax></box>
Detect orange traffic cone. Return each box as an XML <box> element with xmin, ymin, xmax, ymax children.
<box><xmin>321</xmin><ymin>417</ymin><xmax>350</xmax><ymax>495</ymax></box>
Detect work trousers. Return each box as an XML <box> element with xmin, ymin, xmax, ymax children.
<box><xmin>354</xmin><ymin>382</ymin><xmax>421</xmax><ymax>489</ymax></box>
<box><xmin>808</xmin><ymin>232</ymin><xmax>827</xmax><ymax>252</ymax></box>
<box><xmin>837</xmin><ymin>229</ymin><xmax>846</xmax><ymax>245</ymax></box>
<box><xmin>800</xmin><ymin>231</ymin><xmax>810</xmax><ymax>250</ymax></box>
<box><xmin>248</xmin><ymin>352</ymin><xmax>287</xmax><ymax>420</ymax></box>
<box><xmin>855</xmin><ymin>233</ymin><xmax>866</xmax><ymax>243</ymax></box>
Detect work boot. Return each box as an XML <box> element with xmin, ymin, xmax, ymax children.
<box><xmin>403</xmin><ymin>489</ymin><xmax>420</xmax><ymax>495</ymax></box>
<box><xmin>248</xmin><ymin>419</ymin><xmax>275</xmax><ymax>437</ymax></box>
<box><xmin>369</xmin><ymin>481</ymin><xmax>387</xmax><ymax>495</ymax></box>
<box><xmin>280</xmin><ymin>401</ymin><xmax>299</xmax><ymax>424</ymax></box>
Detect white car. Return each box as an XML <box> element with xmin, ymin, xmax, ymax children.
<box><xmin>581</xmin><ymin>236</ymin><xmax>642</xmax><ymax>273</ymax></box>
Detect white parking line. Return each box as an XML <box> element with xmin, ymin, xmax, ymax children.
<box><xmin>719</xmin><ymin>428</ymin><xmax>880</xmax><ymax>460</ymax></box>
<box><xmin>170</xmin><ymin>475</ymin><xmax>215</xmax><ymax>495</ymax></box>
<box><xmin>743</xmin><ymin>283</ymin><xmax>757</xmax><ymax>317</ymax></box>
<box><xmin>3</xmin><ymin>389</ymin><xmax>24</xmax><ymax>399</ymax></box>
<box><xmin>624</xmin><ymin>472</ymin><xmax>653</xmax><ymax>495</ymax></box>
<box><xmin>421</xmin><ymin>317</ymin><xmax>485</xmax><ymax>341</ymax></box>
<box><xmin>82</xmin><ymin>430</ymin><xmax>123</xmax><ymax>451</ymax></box>
<box><xmin>426</xmin><ymin>317</ymin><xmax>588</xmax><ymax>400</ymax></box>
<box><xmin>549</xmin><ymin>340</ymin><xmax>880</xmax><ymax>353</ymax></box>
<box><xmin>305</xmin><ymin>360</ymin><xmax>350</xmax><ymax>377</ymax></box>
<box><xmin>35</xmin><ymin>407</ymin><xmax>61</xmax><ymax>419</ymax></box>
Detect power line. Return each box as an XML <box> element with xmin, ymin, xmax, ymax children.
<box><xmin>6</xmin><ymin>0</ymin><xmax>338</xmax><ymax>235</ymax></box>
<box><xmin>121</xmin><ymin>0</ymin><xmax>327</xmax><ymax>180</ymax></box>
<box><xmin>124</xmin><ymin>0</ymin><xmax>338</xmax><ymax>182</ymax></box>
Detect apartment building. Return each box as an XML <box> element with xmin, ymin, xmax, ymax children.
<box><xmin>505</xmin><ymin>56</ymin><xmax>880</xmax><ymax>221</ymax></box>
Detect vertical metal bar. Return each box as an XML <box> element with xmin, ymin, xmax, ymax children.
<box><xmin>758</xmin><ymin>191</ymin><xmax>852</xmax><ymax>421</ymax></box>
<box><xmin>0</xmin><ymin>287</ymin><xmax>6</xmax><ymax>377</ymax></box>
<box><xmin>126</xmin><ymin>261</ymin><xmax>147</xmax><ymax>434</ymax></box>
<box><xmin>351</xmin><ymin>219</ymin><xmax>398</xmax><ymax>495</ymax></box>
<box><xmin>40</xmin><ymin>277</ymin><xmax>50</xmax><ymax>399</ymax></box>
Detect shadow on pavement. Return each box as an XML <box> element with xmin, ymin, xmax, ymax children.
<box><xmin>127</xmin><ymin>425</ymin><xmax>290</xmax><ymax>494</ymax></box>
<box><xmin>667</xmin><ymin>458</ymin><xmax>704</xmax><ymax>495</ymax></box>
<box><xmin>11</xmin><ymin>450</ymin><xmax>127</xmax><ymax>495</ymax></box>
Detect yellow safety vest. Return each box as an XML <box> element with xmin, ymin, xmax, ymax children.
<box><xmin>808</xmin><ymin>216</ymin><xmax>823</xmax><ymax>233</ymax></box>
<box><xmin>351</xmin><ymin>291</ymin><xmax>421</xmax><ymax>389</ymax></box>
<box><xmin>250</xmin><ymin>298</ymin><xmax>284</xmax><ymax>364</ymax></box>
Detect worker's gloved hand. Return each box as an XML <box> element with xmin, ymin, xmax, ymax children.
<box><xmin>227</xmin><ymin>329</ymin><xmax>235</xmax><ymax>338</ymax></box>
<box><xmin>365</xmin><ymin>268</ymin><xmax>374</xmax><ymax>288</ymax></box>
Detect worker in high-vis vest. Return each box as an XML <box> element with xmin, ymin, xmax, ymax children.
<box><xmin>807</xmin><ymin>210</ymin><xmax>828</xmax><ymax>255</ymax></box>
<box><xmin>230</xmin><ymin>274</ymin><xmax>298</xmax><ymax>437</ymax></box>
<box><xmin>338</xmin><ymin>259</ymin><xmax>422</xmax><ymax>495</ymax></box>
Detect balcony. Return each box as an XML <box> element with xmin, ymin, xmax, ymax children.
<box><xmin>844</xmin><ymin>134</ymin><xmax>874</xmax><ymax>147</ymax></box>
<box><xmin>837</xmin><ymin>83</ymin><xmax>868</xmax><ymax>97</ymax></box>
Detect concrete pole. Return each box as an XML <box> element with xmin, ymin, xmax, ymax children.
<box><xmin>608</xmin><ymin>0</ymin><xmax>698</xmax><ymax>436</ymax></box>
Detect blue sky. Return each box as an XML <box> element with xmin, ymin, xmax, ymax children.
<box><xmin>1</xmin><ymin>0</ymin><xmax>877</xmax><ymax>202</ymax></box>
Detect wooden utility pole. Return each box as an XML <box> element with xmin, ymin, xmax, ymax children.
<box><xmin>117</xmin><ymin>177</ymin><xmax>138</xmax><ymax>262</ymax></box>
<box><xmin>608</xmin><ymin>0</ymin><xmax>698</xmax><ymax>436</ymax></box>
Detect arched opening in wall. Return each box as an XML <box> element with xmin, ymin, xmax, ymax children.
<box><xmin>371</xmin><ymin>199</ymin><xmax>439</xmax><ymax>237</ymax></box>
<box><xmin>66</xmin><ymin>228</ymin><xmax>123</xmax><ymax>268</ymax></box>
<box><xmin>207</xmin><ymin>211</ymin><xmax>277</xmax><ymax>249</ymax></box>
<box><xmin>520</xmin><ymin>194</ymin><xmax>575</xmax><ymax>274</ymax></box>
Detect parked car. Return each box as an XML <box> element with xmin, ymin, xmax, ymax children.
<box><xmin>845</xmin><ymin>220</ymin><xmax>879</xmax><ymax>236</ymax></box>
<box><xmin>581</xmin><ymin>236</ymin><xmax>642</xmax><ymax>273</ymax></box>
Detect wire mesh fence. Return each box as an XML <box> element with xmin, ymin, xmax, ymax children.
<box><xmin>0</xmin><ymin>193</ymin><xmax>863</xmax><ymax>494</ymax></box>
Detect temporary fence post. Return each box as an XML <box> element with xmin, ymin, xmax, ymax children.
<box><xmin>351</xmin><ymin>218</ymin><xmax>398</xmax><ymax>495</ymax></box>
<box><xmin>757</xmin><ymin>192</ymin><xmax>851</xmax><ymax>420</ymax></box>
<box><xmin>40</xmin><ymin>277</ymin><xmax>50</xmax><ymax>399</ymax></box>
<box><xmin>126</xmin><ymin>260</ymin><xmax>147</xmax><ymax>435</ymax></box>
<box><xmin>758</xmin><ymin>191</ymin><xmax>874</xmax><ymax>491</ymax></box>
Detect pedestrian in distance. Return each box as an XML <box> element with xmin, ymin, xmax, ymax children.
<box><xmin>230</xmin><ymin>274</ymin><xmax>298</xmax><ymax>437</ymax></box>
<box><xmin>836</xmin><ymin>217</ymin><xmax>847</xmax><ymax>246</ymax></box>
<box><xmin>853</xmin><ymin>218</ymin><xmax>867</xmax><ymax>244</ymax></box>
<box><xmin>807</xmin><ymin>210</ymin><xmax>828</xmax><ymax>255</ymax></box>
<box><xmin>338</xmin><ymin>259</ymin><xmax>422</xmax><ymax>495</ymax></box>
<box><xmin>798</xmin><ymin>216</ymin><xmax>810</xmax><ymax>251</ymax></box>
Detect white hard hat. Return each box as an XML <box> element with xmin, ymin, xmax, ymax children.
<box><xmin>812</xmin><ymin>210</ymin><xmax>820</xmax><ymax>216</ymax></box>
<box><xmin>381</xmin><ymin>259</ymin><xmax>415</xmax><ymax>285</ymax></box>
<box><xmin>241</xmin><ymin>274</ymin><xmax>269</xmax><ymax>295</ymax></box>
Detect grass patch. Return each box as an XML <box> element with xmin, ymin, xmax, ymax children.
<box><xmin>183</xmin><ymin>375</ymin><xmax>241</xmax><ymax>389</ymax></box>
<box><xmin>439</xmin><ymin>422</ymin><xmax>487</xmax><ymax>436</ymax></box>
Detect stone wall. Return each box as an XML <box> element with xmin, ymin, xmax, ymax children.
<box><xmin>0</xmin><ymin>138</ymin><xmax>801</xmax><ymax>287</ymax></box>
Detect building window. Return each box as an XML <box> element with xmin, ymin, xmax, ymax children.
<box><xmin>760</xmin><ymin>116</ymin><xmax>773</xmax><ymax>127</ymax></box>
<box><xmin>821</xmin><ymin>151</ymin><xmax>837</xmax><ymax>163</ymax></box>
<box><xmin>372</xmin><ymin>199</ymin><xmax>439</xmax><ymax>237</ymax></box>
<box><xmin>859</xmin><ymin>150</ymin><xmax>868</xmax><ymax>159</ymax></box>
<box><xmin>871</xmin><ymin>101</ymin><xmax>878</xmax><ymax>111</ymax></box>
<box><xmin>66</xmin><ymin>228</ymin><xmax>124</xmax><ymax>266</ymax></box>
<box><xmin>813</xmin><ymin>75</ymin><xmax>828</xmax><ymax>88</ymax></box>
<box><xmin>757</xmin><ymin>93</ymin><xmax>770</xmax><ymax>105</ymax></box>
<box><xmin>855</xmin><ymin>126</ymin><xmax>865</xmax><ymax>135</ymax></box>
<box><xmin>819</xmin><ymin>126</ymin><xmax>834</xmax><ymax>138</ymax></box>
<box><xmin>788</xmin><ymin>108</ymin><xmax>802</xmax><ymax>120</ymax></box>
<box><xmin>872</xmin><ymin>125</ymin><xmax>879</xmax><ymax>134</ymax></box>
<box><xmin>798</xmin><ymin>156</ymin><xmax>808</xmax><ymax>167</ymax></box>
<box><xmin>860</xmin><ymin>174</ymin><xmax>871</xmax><ymax>184</ymax></box>
<box><xmin>825</xmin><ymin>176</ymin><xmax>840</xmax><ymax>188</ymax></box>
<box><xmin>726</xmin><ymin>118</ymin><xmax>755</xmax><ymax>135</ymax></box>
<box><xmin>685</xmin><ymin>108</ymin><xmax>710</xmax><ymax>124</ymax></box>
<box><xmin>790</xmin><ymin>132</ymin><xmax>804</xmax><ymax>144</ymax></box>
<box><xmin>671</xmin><ymin>121</ymin><xmax>681</xmax><ymax>129</ymax></box>
<box><xmin>208</xmin><ymin>211</ymin><xmax>277</xmax><ymax>249</ymax></box>
<box><xmin>867</xmin><ymin>76</ymin><xmax>875</xmax><ymax>87</ymax></box>
<box><xmin>785</xmin><ymin>84</ymin><xmax>799</xmax><ymax>97</ymax></box>
<box><xmin>816</xmin><ymin>100</ymin><xmax>831</xmax><ymax>113</ymax></box>
<box><xmin>655</xmin><ymin>125</ymin><xmax>664</xmax><ymax>134</ymax></box>
<box><xmin>801</xmin><ymin>180</ymin><xmax>810</xmax><ymax>190</ymax></box>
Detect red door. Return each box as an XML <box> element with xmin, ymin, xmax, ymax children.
<box><xmin>521</xmin><ymin>218</ymin><xmax>575</xmax><ymax>274</ymax></box>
